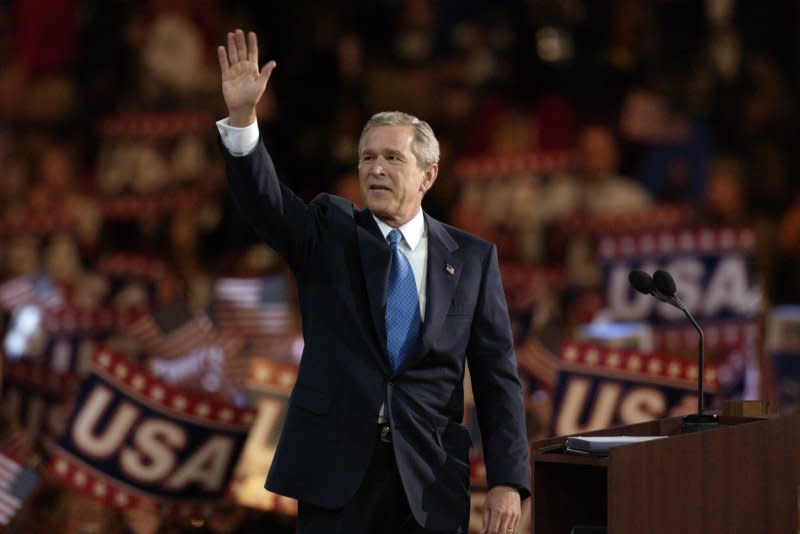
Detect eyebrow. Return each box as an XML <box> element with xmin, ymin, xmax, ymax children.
<box><xmin>360</xmin><ymin>149</ymin><xmax>406</xmax><ymax>158</ymax></box>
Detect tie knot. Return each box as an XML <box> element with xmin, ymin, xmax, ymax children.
<box><xmin>387</xmin><ymin>229</ymin><xmax>403</xmax><ymax>248</ymax></box>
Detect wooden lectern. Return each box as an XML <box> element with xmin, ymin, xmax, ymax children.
<box><xmin>530</xmin><ymin>414</ymin><xmax>800</xmax><ymax>534</ymax></box>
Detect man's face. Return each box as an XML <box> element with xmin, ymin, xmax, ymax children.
<box><xmin>358</xmin><ymin>125</ymin><xmax>437</xmax><ymax>227</ymax></box>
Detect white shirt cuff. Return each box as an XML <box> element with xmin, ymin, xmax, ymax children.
<box><xmin>216</xmin><ymin>118</ymin><xmax>260</xmax><ymax>156</ymax></box>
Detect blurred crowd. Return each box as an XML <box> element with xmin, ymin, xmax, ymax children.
<box><xmin>1</xmin><ymin>0</ymin><xmax>798</xmax><ymax>305</ymax></box>
<box><xmin>1</xmin><ymin>0</ymin><xmax>799</xmax><ymax>532</ymax></box>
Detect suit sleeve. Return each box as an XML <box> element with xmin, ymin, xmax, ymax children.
<box><xmin>219</xmin><ymin>137</ymin><xmax>319</xmax><ymax>274</ymax></box>
<box><xmin>466</xmin><ymin>244</ymin><xmax>531</xmax><ymax>498</ymax></box>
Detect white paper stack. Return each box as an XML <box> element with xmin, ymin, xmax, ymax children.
<box><xmin>565</xmin><ymin>435</ymin><xmax>667</xmax><ymax>455</ymax></box>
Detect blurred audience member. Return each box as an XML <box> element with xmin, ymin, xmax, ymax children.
<box><xmin>30</xmin><ymin>143</ymin><xmax>102</xmax><ymax>250</ymax></box>
<box><xmin>164</xmin><ymin>209</ymin><xmax>212</xmax><ymax>312</ymax></box>
<box><xmin>124</xmin><ymin>0</ymin><xmax>222</xmax><ymax>109</ymax></box>
<box><xmin>577</xmin><ymin>0</ymin><xmax>657</xmax><ymax>118</ymax></box>
<box><xmin>0</xmin><ymin>0</ymin><xmax>79</xmax><ymax>120</ymax></box>
<box><xmin>544</xmin><ymin>122</ymin><xmax>651</xmax><ymax>285</ymax></box>
<box><xmin>697</xmin><ymin>154</ymin><xmax>748</xmax><ymax>226</ymax></box>
<box><xmin>558</xmin><ymin>122</ymin><xmax>651</xmax><ymax>215</ymax></box>
<box><xmin>622</xmin><ymin>89</ymin><xmax>713</xmax><ymax>205</ymax></box>
<box><xmin>0</xmin><ymin>128</ymin><xmax>29</xmax><ymax>217</ymax></box>
<box><xmin>57</xmin><ymin>490</ymin><xmax>127</xmax><ymax>534</ymax></box>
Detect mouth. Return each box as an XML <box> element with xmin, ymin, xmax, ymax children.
<box><xmin>368</xmin><ymin>184</ymin><xmax>392</xmax><ymax>192</ymax></box>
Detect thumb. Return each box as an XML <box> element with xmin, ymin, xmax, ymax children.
<box><xmin>260</xmin><ymin>60</ymin><xmax>277</xmax><ymax>85</ymax></box>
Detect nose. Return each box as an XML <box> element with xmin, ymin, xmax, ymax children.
<box><xmin>370</xmin><ymin>158</ymin><xmax>386</xmax><ymax>176</ymax></box>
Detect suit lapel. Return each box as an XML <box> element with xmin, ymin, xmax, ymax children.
<box><xmin>356</xmin><ymin>210</ymin><xmax>392</xmax><ymax>374</ymax></box>
<box><xmin>395</xmin><ymin>214</ymin><xmax>461</xmax><ymax>375</ymax></box>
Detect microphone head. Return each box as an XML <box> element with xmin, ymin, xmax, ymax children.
<box><xmin>628</xmin><ymin>270</ymin><xmax>654</xmax><ymax>295</ymax></box>
<box><xmin>653</xmin><ymin>270</ymin><xmax>677</xmax><ymax>297</ymax></box>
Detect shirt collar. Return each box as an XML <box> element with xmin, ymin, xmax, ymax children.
<box><xmin>372</xmin><ymin>209</ymin><xmax>426</xmax><ymax>251</ymax></box>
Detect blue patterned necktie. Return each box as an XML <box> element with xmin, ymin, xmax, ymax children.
<box><xmin>385</xmin><ymin>229</ymin><xmax>421</xmax><ymax>372</ymax></box>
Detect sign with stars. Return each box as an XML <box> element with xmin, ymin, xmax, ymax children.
<box><xmin>599</xmin><ymin>226</ymin><xmax>760</xmax><ymax>326</ymax></box>
<box><xmin>548</xmin><ymin>341</ymin><xmax>746</xmax><ymax>436</ymax></box>
<box><xmin>48</xmin><ymin>349</ymin><xmax>254</xmax><ymax>517</ymax></box>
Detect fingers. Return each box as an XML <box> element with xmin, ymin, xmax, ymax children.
<box><xmin>220</xmin><ymin>28</ymin><xmax>274</xmax><ymax>94</ymax></box>
<box><xmin>260</xmin><ymin>60</ymin><xmax>277</xmax><ymax>84</ymax></box>
<box><xmin>486</xmin><ymin>509</ymin><xmax>502</xmax><ymax>534</ymax></box>
<box><xmin>217</xmin><ymin>46</ymin><xmax>229</xmax><ymax>74</ymax></box>
<box><xmin>497</xmin><ymin>513</ymin><xmax>514</xmax><ymax>534</ymax></box>
<box><xmin>493</xmin><ymin>515</ymin><xmax>519</xmax><ymax>534</ymax></box>
<box><xmin>227</xmin><ymin>31</ymin><xmax>238</xmax><ymax>65</ymax></box>
<box><xmin>224</xmin><ymin>30</ymin><xmax>264</xmax><ymax>66</ymax></box>
<box><xmin>235</xmin><ymin>29</ymin><xmax>248</xmax><ymax>63</ymax></box>
<box><xmin>247</xmin><ymin>31</ymin><xmax>258</xmax><ymax>63</ymax></box>
<box><xmin>483</xmin><ymin>509</ymin><xmax>520</xmax><ymax>534</ymax></box>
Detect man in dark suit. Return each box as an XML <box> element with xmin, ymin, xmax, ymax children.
<box><xmin>216</xmin><ymin>29</ymin><xmax>530</xmax><ymax>534</ymax></box>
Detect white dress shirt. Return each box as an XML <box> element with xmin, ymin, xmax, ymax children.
<box><xmin>216</xmin><ymin>117</ymin><xmax>260</xmax><ymax>156</ymax></box>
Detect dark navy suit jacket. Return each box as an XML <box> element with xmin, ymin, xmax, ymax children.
<box><xmin>221</xmin><ymin>139</ymin><xmax>531</xmax><ymax>531</ymax></box>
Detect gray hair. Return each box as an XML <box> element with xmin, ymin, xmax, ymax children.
<box><xmin>358</xmin><ymin>111</ymin><xmax>440</xmax><ymax>168</ymax></box>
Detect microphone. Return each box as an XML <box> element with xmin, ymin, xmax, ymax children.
<box><xmin>628</xmin><ymin>270</ymin><xmax>673</xmax><ymax>304</ymax></box>
<box><xmin>628</xmin><ymin>270</ymin><xmax>654</xmax><ymax>295</ymax></box>
<box><xmin>652</xmin><ymin>270</ymin><xmax>676</xmax><ymax>298</ymax></box>
<box><xmin>629</xmin><ymin>269</ymin><xmax>719</xmax><ymax>432</ymax></box>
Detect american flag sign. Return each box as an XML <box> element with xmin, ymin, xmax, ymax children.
<box><xmin>0</xmin><ymin>452</ymin><xmax>38</xmax><ymax>525</ymax></box>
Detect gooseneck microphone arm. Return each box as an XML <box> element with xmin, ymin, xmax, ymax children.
<box><xmin>668</xmin><ymin>295</ymin><xmax>705</xmax><ymax>416</ymax></box>
<box><xmin>650</xmin><ymin>270</ymin><xmax>705</xmax><ymax>416</ymax></box>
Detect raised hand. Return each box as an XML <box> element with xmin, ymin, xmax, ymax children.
<box><xmin>217</xmin><ymin>29</ymin><xmax>276</xmax><ymax>127</ymax></box>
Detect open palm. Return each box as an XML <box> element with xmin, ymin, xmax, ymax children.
<box><xmin>217</xmin><ymin>30</ymin><xmax>276</xmax><ymax>126</ymax></box>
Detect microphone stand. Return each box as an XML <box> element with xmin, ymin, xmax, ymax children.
<box><xmin>668</xmin><ymin>295</ymin><xmax>719</xmax><ymax>433</ymax></box>
<box><xmin>630</xmin><ymin>270</ymin><xmax>721</xmax><ymax>432</ymax></box>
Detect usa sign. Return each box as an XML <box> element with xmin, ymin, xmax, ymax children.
<box><xmin>49</xmin><ymin>349</ymin><xmax>254</xmax><ymax>516</ymax></box>
<box><xmin>599</xmin><ymin>227</ymin><xmax>760</xmax><ymax>325</ymax></box>
<box><xmin>548</xmin><ymin>341</ymin><xmax>747</xmax><ymax>436</ymax></box>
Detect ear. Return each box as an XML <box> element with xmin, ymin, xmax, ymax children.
<box><xmin>419</xmin><ymin>163</ymin><xmax>438</xmax><ymax>194</ymax></box>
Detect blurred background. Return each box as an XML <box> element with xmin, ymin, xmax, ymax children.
<box><xmin>1</xmin><ymin>0</ymin><xmax>799</xmax><ymax>532</ymax></box>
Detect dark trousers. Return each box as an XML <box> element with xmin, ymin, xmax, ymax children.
<box><xmin>296</xmin><ymin>435</ymin><xmax>467</xmax><ymax>533</ymax></box>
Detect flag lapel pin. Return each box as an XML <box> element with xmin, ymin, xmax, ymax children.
<box><xmin>445</xmin><ymin>264</ymin><xmax>455</xmax><ymax>275</ymax></box>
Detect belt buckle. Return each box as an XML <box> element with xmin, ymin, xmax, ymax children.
<box><xmin>379</xmin><ymin>425</ymin><xmax>392</xmax><ymax>443</ymax></box>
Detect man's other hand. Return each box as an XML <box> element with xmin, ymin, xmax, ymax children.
<box><xmin>483</xmin><ymin>485</ymin><xmax>521</xmax><ymax>534</ymax></box>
